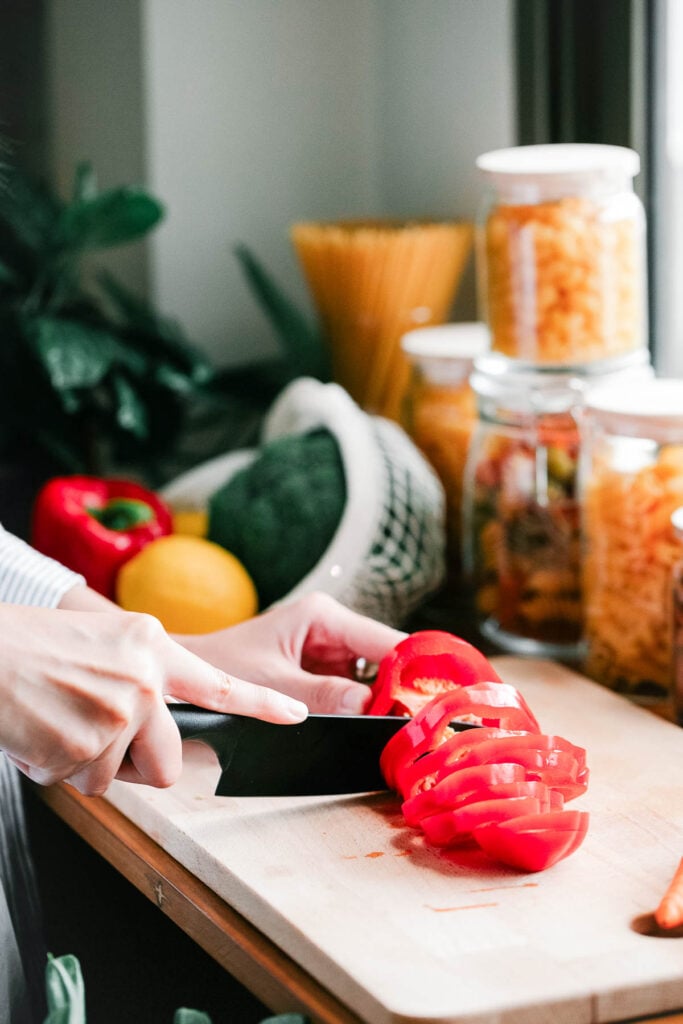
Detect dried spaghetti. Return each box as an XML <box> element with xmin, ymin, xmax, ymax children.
<box><xmin>291</xmin><ymin>219</ymin><xmax>473</xmax><ymax>420</ymax></box>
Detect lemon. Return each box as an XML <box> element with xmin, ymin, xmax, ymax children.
<box><xmin>116</xmin><ymin>535</ymin><xmax>258</xmax><ymax>634</ymax></box>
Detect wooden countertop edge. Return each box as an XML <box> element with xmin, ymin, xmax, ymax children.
<box><xmin>34</xmin><ymin>782</ymin><xmax>362</xmax><ymax>1024</ymax></box>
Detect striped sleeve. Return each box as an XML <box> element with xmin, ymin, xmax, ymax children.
<box><xmin>0</xmin><ymin>526</ymin><xmax>85</xmax><ymax>608</ymax></box>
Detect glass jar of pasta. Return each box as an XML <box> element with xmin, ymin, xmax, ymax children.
<box><xmin>401</xmin><ymin>323</ymin><xmax>489</xmax><ymax>576</ymax></box>
<box><xmin>581</xmin><ymin>379</ymin><xmax>683</xmax><ymax>704</ymax></box>
<box><xmin>475</xmin><ymin>144</ymin><xmax>647</xmax><ymax>366</ymax></box>
<box><xmin>463</xmin><ymin>351</ymin><xmax>653</xmax><ymax>659</ymax></box>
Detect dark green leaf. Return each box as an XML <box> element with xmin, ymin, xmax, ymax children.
<box><xmin>71</xmin><ymin>161</ymin><xmax>98</xmax><ymax>203</ymax></box>
<box><xmin>234</xmin><ymin>243</ymin><xmax>330</xmax><ymax>381</ymax></box>
<box><xmin>173</xmin><ymin>1010</ymin><xmax>213</xmax><ymax>1024</ymax></box>
<box><xmin>98</xmin><ymin>271</ymin><xmax>214</xmax><ymax>384</ymax></box>
<box><xmin>111</xmin><ymin>373</ymin><xmax>148</xmax><ymax>437</ymax></box>
<box><xmin>0</xmin><ymin>167</ymin><xmax>63</xmax><ymax>253</ymax></box>
<box><xmin>0</xmin><ymin>258</ymin><xmax>20</xmax><ymax>288</ymax></box>
<box><xmin>60</xmin><ymin>187</ymin><xmax>164</xmax><ymax>251</ymax></box>
<box><xmin>44</xmin><ymin>953</ymin><xmax>86</xmax><ymax>1024</ymax></box>
<box><xmin>24</xmin><ymin>315</ymin><xmax>119</xmax><ymax>390</ymax></box>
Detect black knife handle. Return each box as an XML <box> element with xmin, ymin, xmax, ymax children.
<box><xmin>168</xmin><ymin>703</ymin><xmax>237</xmax><ymax>742</ymax></box>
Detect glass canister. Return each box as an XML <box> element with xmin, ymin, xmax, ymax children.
<box><xmin>401</xmin><ymin>322</ymin><xmax>490</xmax><ymax>574</ymax></box>
<box><xmin>475</xmin><ymin>144</ymin><xmax>647</xmax><ymax>365</ymax></box>
<box><xmin>463</xmin><ymin>351</ymin><xmax>653</xmax><ymax>659</ymax></box>
<box><xmin>581</xmin><ymin>378</ymin><xmax>683</xmax><ymax>704</ymax></box>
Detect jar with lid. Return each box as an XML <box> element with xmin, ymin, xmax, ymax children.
<box><xmin>462</xmin><ymin>351</ymin><xmax>653</xmax><ymax>659</ymax></box>
<box><xmin>475</xmin><ymin>144</ymin><xmax>647</xmax><ymax>366</ymax></box>
<box><xmin>670</xmin><ymin>507</ymin><xmax>683</xmax><ymax>724</ymax></box>
<box><xmin>581</xmin><ymin>378</ymin><xmax>683</xmax><ymax>704</ymax></box>
<box><xmin>401</xmin><ymin>322</ymin><xmax>489</xmax><ymax>575</ymax></box>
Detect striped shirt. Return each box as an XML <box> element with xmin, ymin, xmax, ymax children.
<box><xmin>0</xmin><ymin>525</ymin><xmax>84</xmax><ymax>608</ymax></box>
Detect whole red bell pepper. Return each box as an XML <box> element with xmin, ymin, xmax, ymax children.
<box><xmin>32</xmin><ymin>476</ymin><xmax>173</xmax><ymax>598</ymax></box>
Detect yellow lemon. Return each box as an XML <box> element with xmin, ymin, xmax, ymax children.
<box><xmin>171</xmin><ymin>508</ymin><xmax>208</xmax><ymax>538</ymax></box>
<box><xmin>116</xmin><ymin>535</ymin><xmax>258</xmax><ymax>634</ymax></box>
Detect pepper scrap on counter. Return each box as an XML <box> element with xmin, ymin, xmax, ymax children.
<box><xmin>368</xmin><ymin>630</ymin><xmax>589</xmax><ymax>873</ymax></box>
<box><xmin>32</xmin><ymin>476</ymin><xmax>173</xmax><ymax>598</ymax></box>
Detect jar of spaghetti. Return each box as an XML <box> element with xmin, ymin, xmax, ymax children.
<box><xmin>581</xmin><ymin>379</ymin><xmax>683</xmax><ymax>704</ymax></box>
<box><xmin>463</xmin><ymin>351</ymin><xmax>653</xmax><ymax>659</ymax></box>
<box><xmin>475</xmin><ymin>144</ymin><xmax>647</xmax><ymax>365</ymax></box>
<box><xmin>401</xmin><ymin>323</ymin><xmax>489</xmax><ymax>574</ymax></box>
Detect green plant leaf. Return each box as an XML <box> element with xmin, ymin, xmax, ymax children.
<box><xmin>44</xmin><ymin>953</ymin><xmax>86</xmax><ymax>1024</ymax></box>
<box><xmin>60</xmin><ymin>187</ymin><xmax>164</xmax><ymax>251</ymax></box>
<box><xmin>0</xmin><ymin>167</ymin><xmax>63</xmax><ymax>253</ymax></box>
<box><xmin>173</xmin><ymin>1010</ymin><xmax>213</xmax><ymax>1024</ymax></box>
<box><xmin>234</xmin><ymin>243</ymin><xmax>330</xmax><ymax>382</ymax></box>
<box><xmin>24</xmin><ymin>315</ymin><xmax>120</xmax><ymax>391</ymax></box>
<box><xmin>111</xmin><ymin>372</ymin><xmax>148</xmax><ymax>437</ymax></box>
<box><xmin>72</xmin><ymin>161</ymin><xmax>98</xmax><ymax>203</ymax></box>
<box><xmin>0</xmin><ymin>258</ymin><xmax>20</xmax><ymax>288</ymax></box>
<box><xmin>98</xmin><ymin>271</ymin><xmax>214</xmax><ymax>384</ymax></box>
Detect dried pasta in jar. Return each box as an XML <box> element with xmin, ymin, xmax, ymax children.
<box><xmin>401</xmin><ymin>324</ymin><xmax>488</xmax><ymax>575</ymax></box>
<box><xmin>581</xmin><ymin>380</ymin><xmax>683</xmax><ymax>703</ymax></box>
<box><xmin>476</xmin><ymin>144</ymin><xmax>647</xmax><ymax>366</ymax></box>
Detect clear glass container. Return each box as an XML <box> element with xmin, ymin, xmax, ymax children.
<box><xmin>475</xmin><ymin>144</ymin><xmax>647</xmax><ymax>366</ymax></box>
<box><xmin>463</xmin><ymin>350</ymin><xmax>653</xmax><ymax>659</ymax></box>
<box><xmin>670</xmin><ymin>507</ymin><xmax>683</xmax><ymax>725</ymax></box>
<box><xmin>401</xmin><ymin>323</ymin><xmax>489</xmax><ymax>575</ymax></box>
<box><xmin>581</xmin><ymin>379</ymin><xmax>683</xmax><ymax>704</ymax></box>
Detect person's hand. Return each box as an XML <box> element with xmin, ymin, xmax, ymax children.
<box><xmin>178</xmin><ymin>592</ymin><xmax>407</xmax><ymax>715</ymax></box>
<box><xmin>0</xmin><ymin>604</ymin><xmax>307</xmax><ymax>795</ymax></box>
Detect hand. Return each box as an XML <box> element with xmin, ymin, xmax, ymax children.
<box><xmin>178</xmin><ymin>592</ymin><xmax>407</xmax><ymax>715</ymax></box>
<box><xmin>0</xmin><ymin>604</ymin><xmax>307</xmax><ymax>795</ymax></box>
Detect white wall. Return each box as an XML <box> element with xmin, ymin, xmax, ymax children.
<box><xmin>46</xmin><ymin>0</ymin><xmax>515</xmax><ymax>365</ymax></box>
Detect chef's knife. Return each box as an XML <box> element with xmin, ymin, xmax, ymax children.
<box><xmin>169</xmin><ymin>704</ymin><xmax>480</xmax><ymax>797</ymax></box>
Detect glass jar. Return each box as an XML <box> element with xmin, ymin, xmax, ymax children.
<box><xmin>670</xmin><ymin>507</ymin><xmax>683</xmax><ymax>725</ymax></box>
<box><xmin>463</xmin><ymin>351</ymin><xmax>653</xmax><ymax>659</ymax></box>
<box><xmin>401</xmin><ymin>323</ymin><xmax>489</xmax><ymax>575</ymax></box>
<box><xmin>581</xmin><ymin>379</ymin><xmax>683</xmax><ymax>704</ymax></box>
<box><xmin>475</xmin><ymin>144</ymin><xmax>647</xmax><ymax>366</ymax></box>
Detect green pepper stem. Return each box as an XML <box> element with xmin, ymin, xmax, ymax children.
<box><xmin>87</xmin><ymin>498</ymin><xmax>155</xmax><ymax>531</ymax></box>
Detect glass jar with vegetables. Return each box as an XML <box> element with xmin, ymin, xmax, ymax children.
<box><xmin>400</xmin><ymin>322</ymin><xmax>489</xmax><ymax>576</ymax></box>
<box><xmin>462</xmin><ymin>351</ymin><xmax>652</xmax><ymax>659</ymax></box>
<box><xmin>475</xmin><ymin>144</ymin><xmax>647</xmax><ymax>366</ymax></box>
<box><xmin>581</xmin><ymin>378</ymin><xmax>683</xmax><ymax>704</ymax></box>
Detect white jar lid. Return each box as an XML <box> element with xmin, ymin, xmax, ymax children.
<box><xmin>584</xmin><ymin>377</ymin><xmax>683</xmax><ymax>438</ymax></box>
<box><xmin>401</xmin><ymin>322</ymin><xmax>490</xmax><ymax>384</ymax></box>
<box><xmin>476</xmin><ymin>144</ymin><xmax>640</xmax><ymax>202</ymax></box>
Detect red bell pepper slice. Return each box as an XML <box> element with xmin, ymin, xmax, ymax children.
<box><xmin>367</xmin><ymin>630</ymin><xmax>503</xmax><ymax>717</ymax></box>
<box><xmin>32</xmin><ymin>476</ymin><xmax>173</xmax><ymax>598</ymax></box>
<box><xmin>381</xmin><ymin>685</ymin><xmax>541</xmax><ymax>795</ymax></box>
<box><xmin>472</xmin><ymin>810</ymin><xmax>590</xmax><ymax>872</ymax></box>
<box><xmin>402</xmin><ymin>766</ymin><xmax>558</xmax><ymax>827</ymax></box>
<box><xmin>398</xmin><ymin>731</ymin><xmax>585</xmax><ymax>802</ymax></box>
<box><xmin>420</xmin><ymin>793</ymin><xmax>564</xmax><ymax>847</ymax></box>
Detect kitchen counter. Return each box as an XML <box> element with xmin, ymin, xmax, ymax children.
<box><xmin>36</xmin><ymin>657</ymin><xmax>683</xmax><ymax>1024</ymax></box>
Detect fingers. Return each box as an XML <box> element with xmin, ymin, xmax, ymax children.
<box><xmin>262</xmin><ymin>673</ymin><xmax>373</xmax><ymax>715</ymax></box>
<box><xmin>162</xmin><ymin>638</ymin><xmax>308</xmax><ymax>723</ymax></box>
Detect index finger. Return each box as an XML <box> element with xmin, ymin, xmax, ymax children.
<box><xmin>161</xmin><ymin>637</ymin><xmax>308</xmax><ymax>723</ymax></box>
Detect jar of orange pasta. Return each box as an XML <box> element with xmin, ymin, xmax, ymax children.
<box><xmin>462</xmin><ymin>351</ymin><xmax>652</xmax><ymax>659</ymax></box>
<box><xmin>401</xmin><ymin>322</ymin><xmax>489</xmax><ymax>575</ymax></box>
<box><xmin>475</xmin><ymin>144</ymin><xmax>647</xmax><ymax>365</ymax></box>
<box><xmin>581</xmin><ymin>379</ymin><xmax>683</xmax><ymax>704</ymax></box>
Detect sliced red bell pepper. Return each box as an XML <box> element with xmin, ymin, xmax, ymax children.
<box><xmin>472</xmin><ymin>810</ymin><xmax>590</xmax><ymax>872</ymax></box>
<box><xmin>402</xmin><ymin>767</ymin><xmax>558</xmax><ymax>827</ymax></box>
<box><xmin>367</xmin><ymin>630</ymin><xmax>503</xmax><ymax>717</ymax></box>
<box><xmin>420</xmin><ymin>793</ymin><xmax>564</xmax><ymax>847</ymax></box>
<box><xmin>381</xmin><ymin>685</ymin><xmax>541</xmax><ymax>796</ymax></box>
<box><xmin>32</xmin><ymin>476</ymin><xmax>173</xmax><ymax>598</ymax></box>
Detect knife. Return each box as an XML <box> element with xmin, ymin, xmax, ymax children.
<box><xmin>169</xmin><ymin>704</ymin><xmax>480</xmax><ymax>797</ymax></box>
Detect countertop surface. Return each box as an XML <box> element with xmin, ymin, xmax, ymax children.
<box><xmin>103</xmin><ymin>657</ymin><xmax>683</xmax><ymax>1024</ymax></box>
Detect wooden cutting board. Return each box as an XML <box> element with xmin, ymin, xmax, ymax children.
<box><xmin>105</xmin><ymin>657</ymin><xmax>683</xmax><ymax>1024</ymax></box>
